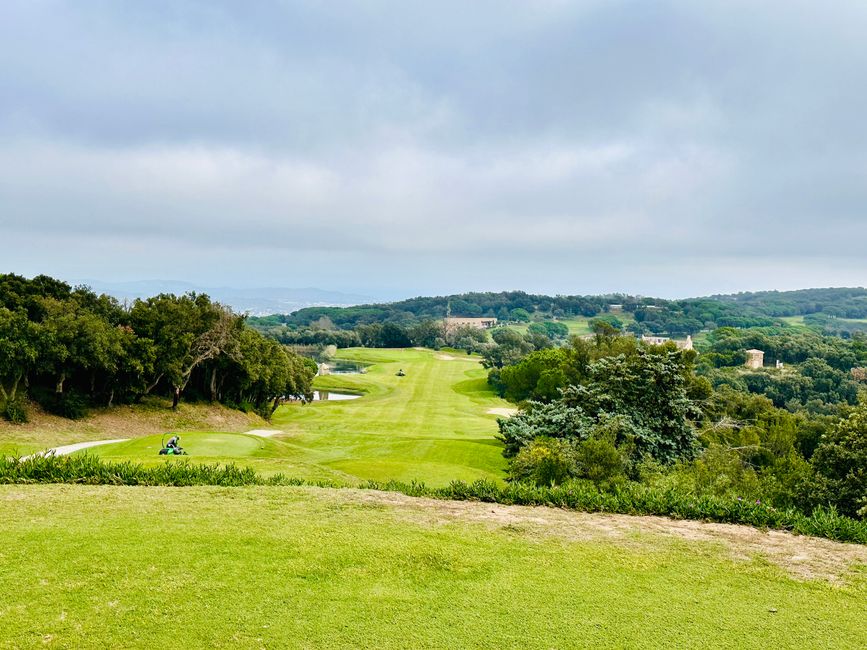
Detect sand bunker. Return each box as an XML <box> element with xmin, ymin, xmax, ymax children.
<box><xmin>487</xmin><ymin>407</ymin><xmax>518</xmax><ymax>417</ymax></box>
<box><xmin>244</xmin><ymin>429</ymin><xmax>284</xmax><ymax>438</ymax></box>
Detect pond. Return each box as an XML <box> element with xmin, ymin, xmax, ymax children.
<box><xmin>321</xmin><ymin>359</ymin><xmax>370</xmax><ymax>375</ymax></box>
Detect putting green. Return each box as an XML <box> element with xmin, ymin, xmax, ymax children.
<box><xmin>83</xmin><ymin>348</ymin><xmax>513</xmax><ymax>486</ymax></box>
<box><xmin>93</xmin><ymin>432</ymin><xmax>279</xmax><ymax>459</ymax></box>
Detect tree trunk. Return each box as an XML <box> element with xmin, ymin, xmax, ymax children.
<box><xmin>144</xmin><ymin>373</ymin><xmax>164</xmax><ymax>395</ymax></box>
<box><xmin>172</xmin><ymin>386</ymin><xmax>181</xmax><ymax>411</ymax></box>
<box><xmin>56</xmin><ymin>372</ymin><xmax>66</xmax><ymax>395</ymax></box>
<box><xmin>269</xmin><ymin>396</ymin><xmax>282</xmax><ymax>419</ymax></box>
<box><xmin>107</xmin><ymin>389</ymin><xmax>115</xmax><ymax>408</ymax></box>
<box><xmin>209</xmin><ymin>367</ymin><xmax>218</xmax><ymax>402</ymax></box>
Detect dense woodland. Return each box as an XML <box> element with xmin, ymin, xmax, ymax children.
<box><xmin>250</xmin><ymin>287</ymin><xmax>867</xmax><ymax>346</ymax></box>
<box><xmin>486</xmin><ymin>327</ymin><xmax>866</xmax><ymax>520</ymax></box>
<box><xmin>0</xmin><ymin>274</ymin><xmax>316</xmax><ymax>421</ymax></box>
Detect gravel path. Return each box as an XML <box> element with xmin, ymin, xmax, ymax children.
<box><xmin>22</xmin><ymin>439</ymin><xmax>128</xmax><ymax>460</ymax></box>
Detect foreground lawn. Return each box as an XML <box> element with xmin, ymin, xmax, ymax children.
<box><xmin>81</xmin><ymin>348</ymin><xmax>511</xmax><ymax>485</ymax></box>
<box><xmin>0</xmin><ymin>485</ymin><xmax>864</xmax><ymax>649</ymax></box>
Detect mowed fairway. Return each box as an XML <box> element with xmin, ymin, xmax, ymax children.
<box><xmin>85</xmin><ymin>348</ymin><xmax>511</xmax><ymax>485</ymax></box>
<box><xmin>1</xmin><ymin>485</ymin><xmax>864</xmax><ymax>649</ymax></box>
<box><xmin>271</xmin><ymin>348</ymin><xmax>511</xmax><ymax>484</ymax></box>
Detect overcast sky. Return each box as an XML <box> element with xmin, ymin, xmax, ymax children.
<box><xmin>2</xmin><ymin>1</ymin><xmax>866</xmax><ymax>300</ymax></box>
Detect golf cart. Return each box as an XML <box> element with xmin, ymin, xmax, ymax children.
<box><xmin>158</xmin><ymin>433</ymin><xmax>187</xmax><ymax>456</ymax></box>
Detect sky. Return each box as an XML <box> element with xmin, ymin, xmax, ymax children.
<box><xmin>1</xmin><ymin>0</ymin><xmax>866</xmax><ymax>300</ymax></box>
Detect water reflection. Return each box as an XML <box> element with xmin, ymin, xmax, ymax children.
<box><xmin>312</xmin><ymin>390</ymin><xmax>361</xmax><ymax>401</ymax></box>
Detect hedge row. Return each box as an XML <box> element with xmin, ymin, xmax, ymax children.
<box><xmin>2</xmin><ymin>454</ymin><xmax>864</xmax><ymax>544</ymax></box>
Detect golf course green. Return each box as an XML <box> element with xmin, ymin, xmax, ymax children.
<box><xmin>83</xmin><ymin>348</ymin><xmax>512</xmax><ymax>485</ymax></box>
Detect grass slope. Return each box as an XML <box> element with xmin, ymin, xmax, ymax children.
<box><xmin>84</xmin><ymin>348</ymin><xmax>511</xmax><ymax>486</ymax></box>
<box><xmin>0</xmin><ymin>398</ymin><xmax>263</xmax><ymax>459</ymax></box>
<box><xmin>0</xmin><ymin>485</ymin><xmax>864</xmax><ymax>649</ymax></box>
<box><xmin>505</xmin><ymin>316</ymin><xmax>594</xmax><ymax>336</ymax></box>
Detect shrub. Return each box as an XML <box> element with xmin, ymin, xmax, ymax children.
<box><xmin>508</xmin><ymin>437</ymin><xmax>577</xmax><ymax>486</ymax></box>
<box><xmin>805</xmin><ymin>406</ymin><xmax>867</xmax><ymax>518</ymax></box>
<box><xmin>575</xmin><ymin>436</ymin><xmax>625</xmax><ymax>488</ymax></box>
<box><xmin>1</xmin><ymin>397</ymin><xmax>28</xmax><ymax>423</ymax></box>
<box><xmin>31</xmin><ymin>387</ymin><xmax>90</xmax><ymax>420</ymax></box>
<box><xmin>689</xmin><ymin>445</ymin><xmax>762</xmax><ymax>498</ymax></box>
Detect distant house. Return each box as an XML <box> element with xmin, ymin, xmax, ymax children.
<box><xmin>745</xmin><ymin>349</ymin><xmax>765</xmax><ymax>369</ymax></box>
<box><xmin>608</xmin><ymin>304</ymin><xmax>624</xmax><ymax>312</ymax></box>
<box><xmin>444</xmin><ymin>317</ymin><xmax>497</xmax><ymax>333</ymax></box>
<box><xmin>641</xmin><ymin>335</ymin><xmax>694</xmax><ymax>351</ymax></box>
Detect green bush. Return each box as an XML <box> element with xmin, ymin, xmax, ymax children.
<box><xmin>508</xmin><ymin>437</ymin><xmax>577</xmax><ymax>486</ymax></box>
<box><xmin>688</xmin><ymin>445</ymin><xmax>761</xmax><ymax>498</ymax></box>
<box><xmin>32</xmin><ymin>388</ymin><xmax>89</xmax><ymax>420</ymax></box>
<box><xmin>575</xmin><ymin>436</ymin><xmax>625</xmax><ymax>487</ymax></box>
<box><xmin>1</xmin><ymin>397</ymin><xmax>28</xmax><ymax>423</ymax></box>
<box><xmin>804</xmin><ymin>406</ymin><xmax>867</xmax><ymax>517</ymax></box>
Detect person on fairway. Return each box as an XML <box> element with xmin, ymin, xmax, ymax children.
<box><xmin>166</xmin><ymin>434</ymin><xmax>180</xmax><ymax>450</ymax></box>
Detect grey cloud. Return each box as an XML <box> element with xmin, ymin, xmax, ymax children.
<box><xmin>1</xmin><ymin>0</ymin><xmax>866</xmax><ymax>297</ymax></box>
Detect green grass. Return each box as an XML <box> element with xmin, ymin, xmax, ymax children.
<box><xmin>0</xmin><ymin>484</ymin><xmax>863</xmax><ymax>649</ymax></box>
<box><xmin>779</xmin><ymin>316</ymin><xmax>810</xmax><ymax>328</ymax></box>
<box><xmin>83</xmin><ymin>348</ymin><xmax>512</xmax><ymax>486</ymax></box>
<box><xmin>0</xmin><ymin>440</ymin><xmax>45</xmax><ymax>457</ymax></box>
<box><xmin>505</xmin><ymin>317</ymin><xmax>593</xmax><ymax>336</ymax></box>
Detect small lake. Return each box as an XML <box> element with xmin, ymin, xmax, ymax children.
<box><xmin>311</xmin><ymin>390</ymin><xmax>361</xmax><ymax>401</ymax></box>
<box><xmin>321</xmin><ymin>360</ymin><xmax>370</xmax><ymax>375</ymax></box>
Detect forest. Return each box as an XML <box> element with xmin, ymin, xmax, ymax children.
<box><xmin>0</xmin><ymin>274</ymin><xmax>316</xmax><ymax>422</ymax></box>
<box><xmin>486</xmin><ymin>327</ymin><xmax>866</xmax><ymax>520</ymax></box>
<box><xmin>250</xmin><ymin>287</ymin><xmax>867</xmax><ymax>346</ymax></box>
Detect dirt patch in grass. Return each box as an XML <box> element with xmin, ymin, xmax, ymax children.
<box><xmin>340</xmin><ymin>489</ymin><xmax>867</xmax><ymax>584</ymax></box>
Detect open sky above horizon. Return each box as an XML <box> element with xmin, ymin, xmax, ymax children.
<box><xmin>2</xmin><ymin>1</ymin><xmax>866</xmax><ymax>301</ymax></box>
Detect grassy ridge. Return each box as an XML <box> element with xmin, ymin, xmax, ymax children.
<box><xmin>3</xmin><ymin>454</ymin><xmax>865</xmax><ymax>544</ymax></box>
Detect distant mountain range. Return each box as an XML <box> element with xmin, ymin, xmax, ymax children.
<box><xmin>75</xmin><ymin>280</ymin><xmax>373</xmax><ymax>316</ymax></box>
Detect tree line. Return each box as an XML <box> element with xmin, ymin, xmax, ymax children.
<box><xmin>487</xmin><ymin>329</ymin><xmax>867</xmax><ymax>520</ymax></box>
<box><xmin>0</xmin><ymin>274</ymin><xmax>316</xmax><ymax>422</ymax></box>
<box><xmin>251</xmin><ymin>286</ymin><xmax>867</xmax><ymax>340</ymax></box>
